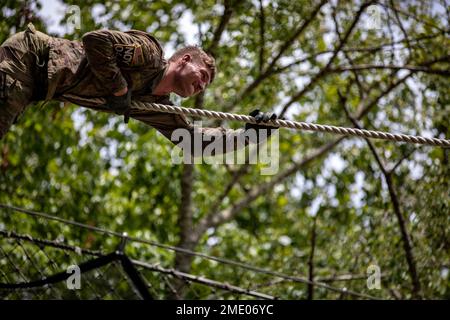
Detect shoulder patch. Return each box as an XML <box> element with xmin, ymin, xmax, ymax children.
<box><xmin>114</xmin><ymin>44</ymin><xmax>144</xmax><ymax>66</ymax></box>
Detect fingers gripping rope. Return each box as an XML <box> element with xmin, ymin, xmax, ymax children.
<box><xmin>131</xmin><ymin>101</ymin><xmax>450</xmax><ymax>148</ymax></box>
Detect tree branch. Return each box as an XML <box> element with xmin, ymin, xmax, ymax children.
<box><xmin>172</xmin><ymin>0</ymin><xmax>236</xmax><ymax>298</ymax></box>
<box><xmin>225</xmin><ymin>0</ymin><xmax>327</xmax><ymax>111</ymax></box>
<box><xmin>338</xmin><ymin>92</ymin><xmax>422</xmax><ymax>299</ymax></box>
<box><xmin>279</xmin><ymin>0</ymin><xmax>376</xmax><ymax>117</ymax></box>
<box><xmin>271</xmin><ymin>31</ymin><xmax>447</xmax><ymax>75</ymax></box>
<box><xmin>307</xmin><ymin>216</ymin><xmax>317</xmax><ymax>300</ymax></box>
<box><xmin>388</xmin><ymin>148</ymin><xmax>416</xmax><ymax>174</ymax></box>
<box><xmin>207</xmin><ymin>0</ymin><xmax>235</xmax><ymax>56</ymax></box>
<box><xmin>316</xmin><ymin>272</ymin><xmax>388</xmax><ymax>283</ymax></box>
<box><xmin>172</xmin><ymin>163</ymin><xmax>196</xmax><ymax>298</ymax></box>
<box><xmin>389</xmin><ymin>0</ymin><xmax>412</xmax><ymax>54</ymax></box>
<box><xmin>258</xmin><ymin>0</ymin><xmax>266</xmax><ymax>74</ymax></box>
<box><xmin>329</xmin><ymin>64</ymin><xmax>450</xmax><ymax>76</ymax></box>
<box><xmin>381</xmin><ymin>2</ymin><xmax>447</xmax><ymax>33</ymax></box>
<box><xmin>332</xmin><ymin>4</ymin><xmax>366</xmax><ymax>97</ymax></box>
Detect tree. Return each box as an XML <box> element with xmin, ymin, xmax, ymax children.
<box><xmin>0</xmin><ymin>0</ymin><xmax>448</xmax><ymax>299</ymax></box>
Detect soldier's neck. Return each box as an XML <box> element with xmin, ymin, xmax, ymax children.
<box><xmin>153</xmin><ymin>62</ymin><xmax>175</xmax><ymax>96</ymax></box>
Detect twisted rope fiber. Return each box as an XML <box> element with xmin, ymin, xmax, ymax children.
<box><xmin>132</xmin><ymin>101</ymin><xmax>450</xmax><ymax>147</ymax></box>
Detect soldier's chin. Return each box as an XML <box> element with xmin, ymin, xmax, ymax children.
<box><xmin>175</xmin><ymin>88</ymin><xmax>189</xmax><ymax>98</ymax></box>
<box><xmin>179</xmin><ymin>85</ymin><xmax>194</xmax><ymax>97</ymax></box>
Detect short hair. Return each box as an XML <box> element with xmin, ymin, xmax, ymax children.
<box><xmin>169</xmin><ymin>45</ymin><xmax>216</xmax><ymax>84</ymax></box>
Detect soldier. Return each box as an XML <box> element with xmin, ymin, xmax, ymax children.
<box><xmin>0</xmin><ymin>23</ymin><xmax>277</xmax><ymax>156</ymax></box>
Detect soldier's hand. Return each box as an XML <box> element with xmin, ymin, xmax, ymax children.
<box><xmin>245</xmin><ymin>109</ymin><xmax>279</xmax><ymax>143</ymax></box>
<box><xmin>113</xmin><ymin>87</ymin><xmax>128</xmax><ymax>96</ymax></box>
<box><xmin>105</xmin><ymin>88</ymin><xmax>132</xmax><ymax>123</ymax></box>
<box><xmin>245</xmin><ymin>109</ymin><xmax>279</xmax><ymax>130</ymax></box>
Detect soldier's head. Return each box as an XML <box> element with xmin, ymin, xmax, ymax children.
<box><xmin>168</xmin><ymin>46</ymin><xmax>215</xmax><ymax>97</ymax></box>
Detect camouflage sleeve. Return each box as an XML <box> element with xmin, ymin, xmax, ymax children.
<box><xmin>129</xmin><ymin>99</ymin><xmax>253</xmax><ymax>157</ymax></box>
<box><xmin>81</xmin><ymin>29</ymin><xmax>161</xmax><ymax>94</ymax></box>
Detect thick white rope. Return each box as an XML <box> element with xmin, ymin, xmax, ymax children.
<box><xmin>131</xmin><ymin>101</ymin><xmax>450</xmax><ymax>148</ymax></box>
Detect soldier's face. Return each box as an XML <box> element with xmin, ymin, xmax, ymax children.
<box><xmin>174</xmin><ymin>55</ymin><xmax>211</xmax><ymax>97</ymax></box>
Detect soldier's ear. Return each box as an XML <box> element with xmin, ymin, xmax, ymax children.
<box><xmin>180</xmin><ymin>54</ymin><xmax>192</xmax><ymax>65</ymax></box>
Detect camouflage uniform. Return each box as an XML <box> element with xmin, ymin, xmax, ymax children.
<box><xmin>0</xmin><ymin>23</ymin><xmax>50</xmax><ymax>137</ymax></box>
<box><xmin>0</xmin><ymin>23</ymin><xmax>253</xmax><ymax>153</ymax></box>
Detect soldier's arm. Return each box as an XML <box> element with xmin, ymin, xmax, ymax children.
<box><xmin>129</xmin><ymin>104</ymin><xmax>261</xmax><ymax>157</ymax></box>
<box><xmin>81</xmin><ymin>29</ymin><xmax>159</xmax><ymax>94</ymax></box>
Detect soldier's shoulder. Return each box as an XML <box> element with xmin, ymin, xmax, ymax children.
<box><xmin>126</xmin><ymin>30</ymin><xmax>164</xmax><ymax>53</ymax></box>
